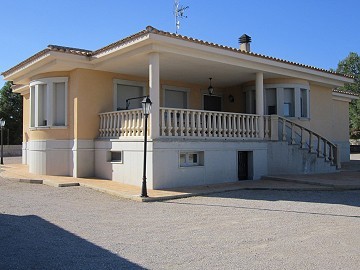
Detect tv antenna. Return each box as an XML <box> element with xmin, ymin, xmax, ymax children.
<box><xmin>174</xmin><ymin>0</ymin><xmax>189</xmax><ymax>34</ymax></box>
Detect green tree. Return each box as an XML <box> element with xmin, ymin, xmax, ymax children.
<box><xmin>0</xmin><ymin>81</ymin><xmax>23</xmax><ymax>144</ymax></box>
<box><xmin>335</xmin><ymin>52</ymin><xmax>360</xmax><ymax>138</ymax></box>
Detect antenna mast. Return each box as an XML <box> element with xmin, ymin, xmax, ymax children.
<box><xmin>174</xmin><ymin>0</ymin><xmax>189</xmax><ymax>34</ymax></box>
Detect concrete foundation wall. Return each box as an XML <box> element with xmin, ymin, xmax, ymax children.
<box><xmin>95</xmin><ymin>139</ymin><xmax>154</xmax><ymax>188</ymax></box>
<box><xmin>267</xmin><ymin>141</ymin><xmax>336</xmax><ymax>175</ymax></box>
<box><xmin>25</xmin><ymin>139</ymin><xmax>94</xmax><ymax>177</ymax></box>
<box><xmin>151</xmin><ymin>140</ymin><xmax>268</xmax><ymax>189</ymax></box>
<box><xmin>94</xmin><ymin>139</ymin><xmax>268</xmax><ymax>189</ymax></box>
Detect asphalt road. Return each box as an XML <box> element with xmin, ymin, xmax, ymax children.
<box><xmin>0</xmin><ymin>177</ymin><xmax>359</xmax><ymax>270</ymax></box>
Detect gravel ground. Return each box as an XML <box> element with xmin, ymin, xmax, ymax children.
<box><xmin>0</xmin><ymin>177</ymin><xmax>359</xmax><ymax>270</ymax></box>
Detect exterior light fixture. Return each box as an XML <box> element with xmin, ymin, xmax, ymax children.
<box><xmin>141</xmin><ymin>96</ymin><xmax>152</xmax><ymax>198</ymax></box>
<box><xmin>208</xmin><ymin>78</ymin><xmax>214</xmax><ymax>96</ymax></box>
<box><xmin>0</xmin><ymin>119</ymin><xmax>5</xmax><ymax>165</ymax></box>
<box><xmin>141</xmin><ymin>96</ymin><xmax>152</xmax><ymax>116</ymax></box>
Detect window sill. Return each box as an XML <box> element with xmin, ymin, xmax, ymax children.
<box><xmin>30</xmin><ymin>126</ymin><xmax>68</xmax><ymax>131</ymax></box>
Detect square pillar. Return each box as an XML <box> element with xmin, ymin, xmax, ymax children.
<box><xmin>256</xmin><ymin>72</ymin><xmax>264</xmax><ymax>139</ymax></box>
<box><xmin>149</xmin><ymin>53</ymin><xmax>160</xmax><ymax>139</ymax></box>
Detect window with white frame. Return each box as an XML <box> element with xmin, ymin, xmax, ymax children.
<box><xmin>300</xmin><ymin>88</ymin><xmax>308</xmax><ymax>118</ymax></box>
<box><xmin>30</xmin><ymin>77</ymin><xmax>67</xmax><ymax>128</ymax></box>
<box><xmin>164</xmin><ymin>87</ymin><xmax>188</xmax><ymax>109</ymax></box>
<box><xmin>244</xmin><ymin>83</ymin><xmax>310</xmax><ymax>118</ymax></box>
<box><xmin>265</xmin><ymin>88</ymin><xmax>277</xmax><ymax>115</ymax></box>
<box><xmin>283</xmin><ymin>88</ymin><xmax>295</xmax><ymax>117</ymax></box>
<box><xmin>179</xmin><ymin>151</ymin><xmax>204</xmax><ymax>167</ymax></box>
<box><xmin>114</xmin><ymin>79</ymin><xmax>146</xmax><ymax>110</ymax></box>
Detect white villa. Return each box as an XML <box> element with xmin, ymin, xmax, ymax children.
<box><xmin>2</xmin><ymin>26</ymin><xmax>356</xmax><ymax>189</ymax></box>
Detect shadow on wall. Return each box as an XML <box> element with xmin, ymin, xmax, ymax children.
<box><xmin>0</xmin><ymin>214</ymin><xmax>146</xmax><ymax>270</ymax></box>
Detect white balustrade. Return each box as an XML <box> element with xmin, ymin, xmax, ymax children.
<box><xmin>274</xmin><ymin>116</ymin><xmax>339</xmax><ymax>168</ymax></box>
<box><xmin>159</xmin><ymin>108</ymin><xmax>261</xmax><ymax>139</ymax></box>
<box><xmin>99</xmin><ymin>109</ymin><xmax>145</xmax><ymax>138</ymax></box>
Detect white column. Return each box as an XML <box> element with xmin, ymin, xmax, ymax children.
<box><xmin>294</xmin><ymin>87</ymin><xmax>301</xmax><ymax>118</ymax></box>
<box><xmin>255</xmin><ymin>72</ymin><xmax>264</xmax><ymax>139</ymax></box>
<box><xmin>34</xmin><ymin>85</ymin><xmax>40</xmax><ymax>127</ymax></box>
<box><xmin>276</xmin><ymin>87</ymin><xmax>284</xmax><ymax>116</ymax></box>
<box><xmin>47</xmin><ymin>83</ymin><xmax>53</xmax><ymax>126</ymax></box>
<box><xmin>149</xmin><ymin>52</ymin><xmax>160</xmax><ymax>139</ymax></box>
<box><xmin>255</xmin><ymin>72</ymin><xmax>264</xmax><ymax>115</ymax></box>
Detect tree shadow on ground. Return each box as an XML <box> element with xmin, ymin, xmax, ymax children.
<box><xmin>209</xmin><ymin>189</ymin><xmax>360</xmax><ymax>207</ymax></box>
<box><xmin>0</xmin><ymin>214</ymin><xmax>146</xmax><ymax>270</ymax></box>
<box><xmin>164</xmin><ymin>190</ymin><xmax>360</xmax><ymax>218</ymax></box>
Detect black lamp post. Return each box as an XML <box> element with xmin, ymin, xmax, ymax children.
<box><xmin>141</xmin><ymin>96</ymin><xmax>152</xmax><ymax>197</ymax></box>
<box><xmin>0</xmin><ymin>119</ymin><xmax>5</xmax><ymax>165</ymax></box>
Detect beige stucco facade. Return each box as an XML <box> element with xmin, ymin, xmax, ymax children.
<box><xmin>3</xmin><ymin>26</ymin><xmax>356</xmax><ymax>188</ymax></box>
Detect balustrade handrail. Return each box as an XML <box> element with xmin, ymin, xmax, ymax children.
<box><xmin>99</xmin><ymin>108</ymin><xmax>144</xmax><ymax>138</ymax></box>
<box><xmin>99</xmin><ymin>108</ymin><xmax>142</xmax><ymax>116</ymax></box>
<box><xmin>160</xmin><ymin>107</ymin><xmax>259</xmax><ymax>117</ymax></box>
<box><xmin>159</xmin><ymin>107</ymin><xmax>261</xmax><ymax>139</ymax></box>
<box><xmin>276</xmin><ymin>115</ymin><xmax>340</xmax><ymax>168</ymax></box>
<box><xmin>278</xmin><ymin>116</ymin><xmax>336</xmax><ymax>148</ymax></box>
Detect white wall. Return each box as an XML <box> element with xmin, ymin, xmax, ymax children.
<box><xmin>267</xmin><ymin>141</ymin><xmax>337</xmax><ymax>174</ymax></box>
<box><xmin>25</xmin><ymin>139</ymin><xmax>94</xmax><ymax>177</ymax></box>
<box><xmin>152</xmin><ymin>140</ymin><xmax>268</xmax><ymax>189</ymax></box>
<box><xmin>94</xmin><ymin>139</ymin><xmax>269</xmax><ymax>189</ymax></box>
<box><xmin>94</xmin><ymin>139</ymin><xmax>154</xmax><ymax>188</ymax></box>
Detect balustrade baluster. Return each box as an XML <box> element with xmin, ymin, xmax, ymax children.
<box><xmin>99</xmin><ymin>115</ymin><xmax>103</xmax><ymax>137</ymax></box>
<box><xmin>218</xmin><ymin>114</ymin><xmax>223</xmax><ymax>137</ymax></box>
<box><xmin>225</xmin><ymin>114</ymin><xmax>228</xmax><ymax>137</ymax></box>
<box><xmin>173</xmin><ymin>110</ymin><xmax>179</xmax><ymax>136</ymax></box>
<box><xmin>254</xmin><ymin>116</ymin><xmax>258</xmax><ymax>138</ymax></box>
<box><xmin>207</xmin><ymin>112</ymin><xmax>212</xmax><ymax>137</ymax></box>
<box><xmin>282</xmin><ymin>120</ymin><xmax>287</xmax><ymax>141</ymax></box>
<box><xmin>196</xmin><ymin>111</ymin><xmax>201</xmax><ymax>136</ymax></box>
<box><xmin>106</xmin><ymin>113</ymin><xmax>111</xmax><ymax>137</ymax></box>
<box><xmin>241</xmin><ymin>116</ymin><xmax>245</xmax><ymax>138</ymax></box>
<box><xmin>191</xmin><ymin>111</ymin><xmax>195</xmax><ymax>136</ymax></box>
<box><xmin>244</xmin><ymin>116</ymin><xmax>249</xmax><ymax>138</ymax></box>
<box><xmin>179</xmin><ymin>110</ymin><xmax>184</xmax><ymax>137</ymax></box>
<box><xmin>160</xmin><ymin>109</ymin><xmax>165</xmax><ymax>136</ymax></box>
<box><xmin>213</xmin><ymin>113</ymin><xmax>217</xmax><ymax>137</ymax></box>
<box><xmin>317</xmin><ymin>135</ymin><xmax>322</xmax><ymax>157</ymax></box>
<box><xmin>120</xmin><ymin>113</ymin><xmax>125</xmax><ymax>137</ymax></box>
<box><xmin>329</xmin><ymin>145</ymin><xmax>334</xmax><ymax>164</ymax></box>
<box><xmin>167</xmin><ymin>110</ymin><xmax>172</xmax><ymax>136</ymax></box>
<box><xmin>308</xmin><ymin>132</ymin><xmax>313</xmax><ymax>152</ymax></box>
<box><xmin>232</xmin><ymin>115</ymin><xmax>236</xmax><ymax>137</ymax></box>
<box><xmin>236</xmin><ymin>115</ymin><xmax>242</xmax><ymax>137</ymax></box>
<box><xmin>185</xmin><ymin>111</ymin><xmax>190</xmax><ymax>136</ymax></box>
<box><xmin>202</xmin><ymin>112</ymin><xmax>206</xmax><ymax>137</ymax></box>
<box><xmin>249</xmin><ymin>116</ymin><xmax>253</xmax><ymax>137</ymax></box>
<box><xmin>290</xmin><ymin>123</ymin><xmax>295</xmax><ymax>144</ymax></box>
<box><xmin>300</xmin><ymin>128</ymin><xmax>305</xmax><ymax>148</ymax></box>
<box><xmin>263</xmin><ymin>116</ymin><xmax>267</xmax><ymax>139</ymax></box>
<box><xmin>323</xmin><ymin>139</ymin><xmax>328</xmax><ymax>161</ymax></box>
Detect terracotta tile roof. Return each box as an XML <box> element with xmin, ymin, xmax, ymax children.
<box><xmin>1</xmin><ymin>26</ymin><xmax>355</xmax><ymax>80</ymax></box>
<box><xmin>47</xmin><ymin>45</ymin><xmax>92</xmax><ymax>56</ymax></box>
<box><xmin>333</xmin><ymin>88</ymin><xmax>359</xmax><ymax>97</ymax></box>
<box><xmin>141</xmin><ymin>26</ymin><xmax>353</xmax><ymax>79</ymax></box>
<box><xmin>2</xmin><ymin>49</ymin><xmax>50</xmax><ymax>77</ymax></box>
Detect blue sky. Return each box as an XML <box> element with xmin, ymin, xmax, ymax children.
<box><xmin>1</xmin><ymin>0</ymin><xmax>359</xmax><ymax>87</ymax></box>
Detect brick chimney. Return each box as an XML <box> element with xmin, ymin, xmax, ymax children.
<box><xmin>239</xmin><ymin>34</ymin><xmax>251</xmax><ymax>52</ymax></box>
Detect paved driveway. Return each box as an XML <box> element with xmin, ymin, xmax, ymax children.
<box><xmin>0</xmin><ymin>177</ymin><xmax>359</xmax><ymax>270</ymax></box>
